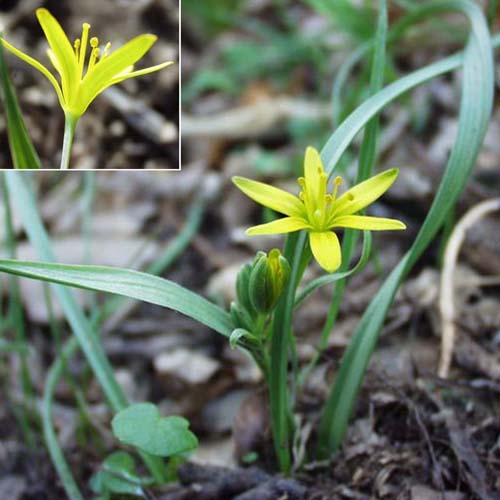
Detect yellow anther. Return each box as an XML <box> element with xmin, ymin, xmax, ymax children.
<box><xmin>325</xmin><ymin>194</ymin><xmax>333</xmax><ymax>203</ymax></box>
<box><xmin>74</xmin><ymin>38</ymin><xmax>80</xmax><ymax>56</ymax></box>
<box><xmin>90</xmin><ymin>37</ymin><xmax>99</xmax><ymax>48</ymax></box>
<box><xmin>297</xmin><ymin>177</ymin><xmax>305</xmax><ymax>186</ymax></box>
<box><xmin>332</xmin><ymin>176</ymin><xmax>342</xmax><ymax>201</ymax></box>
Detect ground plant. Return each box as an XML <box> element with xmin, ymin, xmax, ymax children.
<box><xmin>0</xmin><ymin>0</ymin><xmax>499</xmax><ymax>498</ymax></box>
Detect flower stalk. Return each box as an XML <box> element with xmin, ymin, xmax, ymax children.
<box><xmin>60</xmin><ymin>115</ymin><xmax>77</xmax><ymax>170</ymax></box>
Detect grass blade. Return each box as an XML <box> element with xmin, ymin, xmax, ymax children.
<box><xmin>317</xmin><ymin>0</ymin><xmax>494</xmax><ymax>456</ymax></box>
<box><xmin>0</xmin><ymin>260</ymin><xmax>234</xmax><ymax>338</ymax></box>
<box><xmin>318</xmin><ymin>0</ymin><xmax>387</xmax><ymax>372</ymax></box>
<box><xmin>4</xmin><ymin>172</ymin><xmax>166</xmax><ymax>483</ymax></box>
<box><xmin>0</xmin><ymin>35</ymin><xmax>41</xmax><ymax>169</ymax></box>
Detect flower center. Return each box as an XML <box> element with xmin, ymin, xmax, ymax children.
<box><xmin>298</xmin><ymin>174</ymin><xmax>344</xmax><ymax>230</ymax></box>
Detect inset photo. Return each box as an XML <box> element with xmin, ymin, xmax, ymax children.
<box><xmin>0</xmin><ymin>1</ymin><xmax>179</xmax><ymax>169</ymax></box>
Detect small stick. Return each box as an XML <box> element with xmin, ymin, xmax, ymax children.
<box><xmin>439</xmin><ymin>198</ymin><xmax>500</xmax><ymax>378</ymax></box>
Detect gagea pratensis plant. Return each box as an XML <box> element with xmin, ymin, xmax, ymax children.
<box><xmin>0</xmin><ymin>8</ymin><xmax>173</xmax><ymax>169</ymax></box>
<box><xmin>0</xmin><ymin>0</ymin><xmax>496</xmax><ymax>493</ymax></box>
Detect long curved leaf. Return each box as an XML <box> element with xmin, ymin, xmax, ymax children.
<box><xmin>317</xmin><ymin>0</ymin><xmax>494</xmax><ymax>456</ymax></box>
<box><xmin>0</xmin><ymin>260</ymin><xmax>234</xmax><ymax>337</ymax></box>
<box><xmin>0</xmin><ymin>35</ymin><xmax>41</xmax><ymax>169</ymax></box>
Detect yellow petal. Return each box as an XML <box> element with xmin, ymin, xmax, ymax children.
<box><xmin>332</xmin><ymin>215</ymin><xmax>406</xmax><ymax>230</ymax></box>
<box><xmin>333</xmin><ymin>168</ymin><xmax>399</xmax><ymax>217</ymax></box>
<box><xmin>303</xmin><ymin>146</ymin><xmax>323</xmax><ymax>209</ymax></box>
<box><xmin>246</xmin><ymin>217</ymin><xmax>310</xmax><ymax>235</ymax></box>
<box><xmin>83</xmin><ymin>61</ymin><xmax>174</xmax><ymax>110</ymax></box>
<box><xmin>108</xmin><ymin>61</ymin><xmax>174</xmax><ymax>85</ymax></box>
<box><xmin>0</xmin><ymin>38</ymin><xmax>65</xmax><ymax>108</ymax></box>
<box><xmin>46</xmin><ymin>49</ymin><xmax>62</xmax><ymax>76</ymax></box>
<box><xmin>309</xmin><ymin>231</ymin><xmax>341</xmax><ymax>273</ymax></box>
<box><xmin>233</xmin><ymin>176</ymin><xmax>305</xmax><ymax>218</ymax></box>
<box><xmin>36</xmin><ymin>8</ymin><xmax>78</xmax><ymax>102</ymax></box>
<box><xmin>79</xmin><ymin>34</ymin><xmax>157</xmax><ymax>111</ymax></box>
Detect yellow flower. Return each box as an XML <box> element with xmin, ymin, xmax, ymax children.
<box><xmin>233</xmin><ymin>146</ymin><xmax>406</xmax><ymax>273</ymax></box>
<box><xmin>0</xmin><ymin>8</ymin><xmax>173</xmax><ymax>122</ymax></box>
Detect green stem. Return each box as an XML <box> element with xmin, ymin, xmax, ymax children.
<box><xmin>60</xmin><ymin>115</ymin><xmax>77</xmax><ymax>170</ymax></box>
<box><xmin>43</xmin><ymin>338</ymin><xmax>84</xmax><ymax>500</ymax></box>
<box><xmin>269</xmin><ymin>232</ymin><xmax>307</xmax><ymax>473</ymax></box>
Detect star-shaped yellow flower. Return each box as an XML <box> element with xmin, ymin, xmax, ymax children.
<box><xmin>233</xmin><ymin>146</ymin><xmax>406</xmax><ymax>273</ymax></box>
<box><xmin>0</xmin><ymin>8</ymin><xmax>173</xmax><ymax>122</ymax></box>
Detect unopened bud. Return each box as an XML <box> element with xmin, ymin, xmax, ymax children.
<box><xmin>248</xmin><ymin>249</ymin><xmax>290</xmax><ymax>314</ymax></box>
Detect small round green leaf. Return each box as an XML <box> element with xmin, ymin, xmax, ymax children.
<box><xmin>112</xmin><ymin>403</ymin><xmax>198</xmax><ymax>457</ymax></box>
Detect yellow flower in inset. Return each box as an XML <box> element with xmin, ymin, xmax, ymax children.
<box><xmin>0</xmin><ymin>8</ymin><xmax>173</xmax><ymax>122</ymax></box>
<box><xmin>233</xmin><ymin>146</ymin><xmax>406</xmax><ymax>273</ymax></box>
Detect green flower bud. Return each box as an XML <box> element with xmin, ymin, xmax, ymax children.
<box><xmin>248</xmin><ymin>249</ymin><xmax>290</xmax><ymax>314</ymax></box>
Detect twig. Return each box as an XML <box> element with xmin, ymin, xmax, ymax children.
<box><xmin>181</xmin><ymin>97</ymin><xmax>330</xmax><ymax>139</ymax></box>
<box><xmin>439</xmin><ymin>198</ymin><xmax>500</xmax><ymax>378</ymax></box>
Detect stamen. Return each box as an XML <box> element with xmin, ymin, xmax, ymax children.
<box><xmin>102</xmin><ymin>42</ymin><xmax>112</xmax><ymax>58</ymax></box>
<box><xmin>88</xmin><ymin>47</ymin><xmax>100</xmax><ymax>71</ymax></box>
<box><xmin>297</xmin><ymin>177</ymin><xmax>305</xmax><ymax>186</ymax></box>
<box><xmin>73</xmin><ymin>39</ymin><xmax>81</xmax><ymax>56</ymax></box>
<box><xmin>78</xmin><ymin>23</ymin><xmax>91</xmax><ymax>78</ymax></box>
<box><xmin>318</xmin><ymin>172</ymin><xmax>327</xmax><ymax>203</ymax></box>
<box><xmin>331</xmin><ymin>176</ymin><xmax>342</xmax><ymax>201</ymax></box>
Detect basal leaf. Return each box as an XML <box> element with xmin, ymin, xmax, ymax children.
<box><xmin>0</xmin><ymin>259</ymin><xmax>234</xmax><ymax>338</ymax></box>
<box><xmin>112</xmin><ymin>403</ymin><xmax>198</xmax><ymax>458</ymax></box>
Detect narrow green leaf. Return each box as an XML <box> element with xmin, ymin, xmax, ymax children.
<box><xmin>112</xmin><ymin>403</ymin><xmax>198</xmax><ymax>457</ymax></box>
<box><xmin>318</xmin><ymin>0</ymin><xmax>387</xmax><ymax>366</ymax></box>
<box><xmin>0</xmin><ymin>259</ymin><xmax>234</xmax><ymax>338</ymax></box>
<box><xmin>0</xmin><ymin>35</ymin><xmax>41</xmax><ymax>169</ymax></box>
